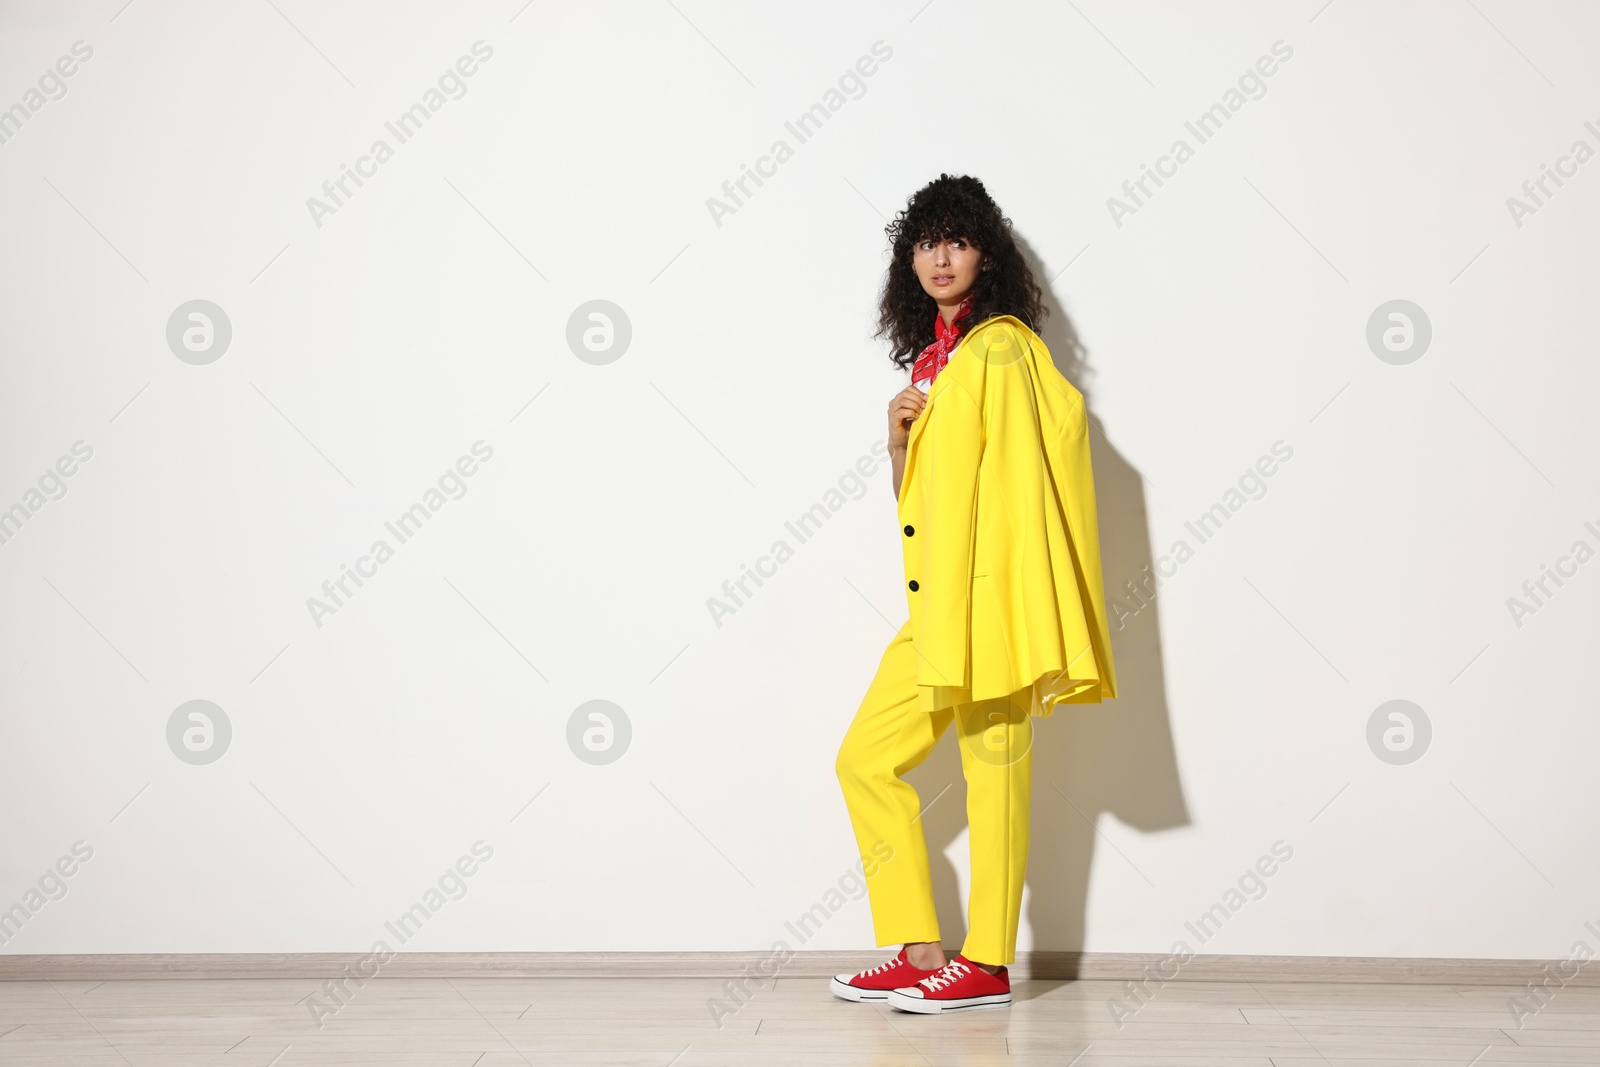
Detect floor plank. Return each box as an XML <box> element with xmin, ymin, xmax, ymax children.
<box><xmin>4</xmin><ymin>974</ymin><xmax>1597</xmax><ymax>1065</ymax></box>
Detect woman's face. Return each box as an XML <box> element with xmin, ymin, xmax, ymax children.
<box><xmin>912</xmin><ymin>236</ymin><xmax>983</xmax><ymax>304</ymax></box>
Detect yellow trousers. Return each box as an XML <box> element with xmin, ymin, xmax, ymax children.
<box><xmin>835</xmin><ymin>618</ymin><xmax>1033</xmax><ymax>966</ymax></box>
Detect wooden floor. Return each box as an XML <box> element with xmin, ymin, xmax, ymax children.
<box><xmin>1</xmin><ymin>973</ymin><xmax>1597</xmax><ymax>1065</ymax></box>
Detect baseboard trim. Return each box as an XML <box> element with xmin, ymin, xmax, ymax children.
<box><xmin>0</xmin><ymin>950</ymin><xmax>1576</xmax><ymax>984</ymax></box>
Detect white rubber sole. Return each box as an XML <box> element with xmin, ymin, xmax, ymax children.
<box><xmin>829</xmin><ymin>976</ymin><xmax>891</xmax><ymax>1002</ymax></box>
<box><xmin>885</xmin><ymin>989</ymin><xmax>1012</xmax><ymax>1013</ymax></box>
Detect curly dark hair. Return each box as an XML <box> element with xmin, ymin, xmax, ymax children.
<box><xmin>874</xmin><ymin>173</ymin><xmax>1048</xmax><ymax>369</ymax></box>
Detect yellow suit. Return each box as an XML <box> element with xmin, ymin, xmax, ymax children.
<box><xmin>837</xmin><ymin>313</ymin><xmax>1117</xmax><ymax>965</ymax></box>
<box><xmin>899</xmin><ymin>313</ymin><xmax>1118</xmax><ymax>716</ymax></box>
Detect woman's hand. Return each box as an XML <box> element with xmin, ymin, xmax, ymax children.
<box><xmin>887</xmin><ymin>384</ymin><xmax>927</xmax><ymax>453</ymax></box>
<box><xmin>888</xmin><ymin>385</ymin><xmax>925</xmax><ymax>500</ymax></box>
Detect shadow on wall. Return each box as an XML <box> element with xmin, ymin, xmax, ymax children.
<box><xmin>906</xmin><ymin>234</ymin><xmax>1190</xmax><ymax>959</ymax></box>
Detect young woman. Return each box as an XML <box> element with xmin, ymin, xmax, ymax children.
<box><xmin>830</xmin><ymin>174</ymin><xmax>1119</xmax><ymax>1013</ymax></box>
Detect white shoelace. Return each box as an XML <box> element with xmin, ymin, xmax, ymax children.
<box><xmin>856</xmin><ymin>954</ymin><xmax>902</xmax><ymax>979</ymax></box>
<box><xmin>919</xmin><ymin>958</ymin><xmax>971</xmax><ymax>991</ymax></box>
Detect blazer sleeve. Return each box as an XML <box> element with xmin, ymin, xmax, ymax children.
<box><xmin>912</xmin><ymin>340</ymin><xmax>987</xmax><ymax>693</ymax></box>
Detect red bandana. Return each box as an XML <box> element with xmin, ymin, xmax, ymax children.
<box><xmin>911</xmin><ymin>296</ymin><xmax>973</xmax><ymax>391</ymax></box>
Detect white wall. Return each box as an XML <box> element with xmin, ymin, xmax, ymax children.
<box><xmin>2</xmin><ymin>0</ymin><xmax>1596</xmax><ymax>962</ymax></box>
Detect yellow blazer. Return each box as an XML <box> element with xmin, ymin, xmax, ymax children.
<box><xmin>898</xmin><ymin>314</ymin><xmax>1118</xmax><ymax>717</ymax></box>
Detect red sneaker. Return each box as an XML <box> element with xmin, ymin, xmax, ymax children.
<box><xmin>829</xmin><ymin>948</ymin><xmax>940</xmax><ymax>1002</ymax></box>
<box><xmin>886</xmin><ymin>955</ymin><xmax>1012</xmax><ymax>1013</ymax></box>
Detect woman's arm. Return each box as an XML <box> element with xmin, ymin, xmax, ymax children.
<box><xmin>887</xmin><ymin>385</ymin><xmax>925</xmax><ymax>499</ymax></box>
